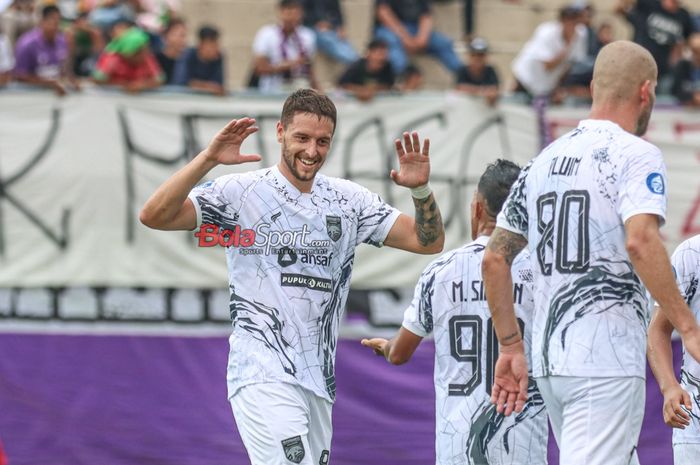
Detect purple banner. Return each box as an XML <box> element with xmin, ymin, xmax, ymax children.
<box><xmin>0</xmin><ymin>334</ymin><xmax>679</xmax><ymax>464</ymax></box>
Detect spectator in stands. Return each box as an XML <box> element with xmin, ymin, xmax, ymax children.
<box><xmin>455</xmin><ymin>37</ymin><xmax>499</xmax><ymax>105</ymax></box>
<box><xmin>399</xmin><ymin>63</ymin><xmax>423</xmax><ymax>91</ymax></box>
<box><xmin>561</xmin><ymin>5</ymin><xmax>613</xmax><ymax>98</ymax></box>
<box><xmin>155</xmin><ymin>18</ymin><xmax>186</xmax><ymax>84</ymax></box>
<box><xmin>93</xmin><ymin>26</ymin><xmax>164</xmax><ymax>93</ymax></box>
<box><xmin>302</xmin><ymin>0</ymin><xmax>357</xmax><ymax>65</ymax></box>
<box><xmin>14</xmin><ymin>4</ymin><xmax>76</xmax><ymax>96</ymax></box>
<box><xmin>338</xmin><ymin>38</ymin><xmax>394</xmax><ymax>101</ymax></box>
<box><xmin>66</xmin><ymin>11</ymin><xmax>105</xmax><ymax>77</ymax></box>
<box><xmin>374</xmin><ymin>0</ymin><xmax>462</xmax><ymax>76</ymax></box>
<box><xmin>616</xmin><ymin>0</ymin><xmax>695</xmax><ymax>88</ymax></box>
<box><xmin>252</xmin><ymin>0</ymin><xmax>316</xmax><ymax>92</ymax></box>
<box><xmin>174</xmin><ymin>25</ymin><xmax>224</xmax><ymax>95</ymax></box>
<box><xmin>0</xmin><ymin>0</ymin><xmax>36</xmax><ymax>47</ymax></box>
<box><xmin>511</xmin><ymin>5</ymin><xmax>587</xmax><ymax>100</ymax></box>
<box><xmin>671</xmin><ymin>32</ymin><xmax>700</xmax><ymax>106</ymax></box>
<box><xmin>89</xmin><ymin>0</ymin><xmax>137</xmax><ymax>39</ymax></box>
<box><xmin>135</xmin><ymin>0</ymin><xmax>181</xmax><ymax>38</ymax></box>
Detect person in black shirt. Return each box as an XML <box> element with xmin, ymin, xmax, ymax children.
<box><xmin>302</xmin><ymin>0</ymin><xmax>358</xmax><ymax>64</ymax></box>
<box><xmin>155</xmin><ymin>19</ymin><xmax>187</xmax><ymax>85</ymax></box>
<box><xmin>338</xmin><ymin>39</ymin><xmax>395</xmax><ymax>101</ymax></box>
<box><xmin>671</xmin><ymin>32</ymin><xmax>700</xmax><ymax>105</ymax></box>
<box><xmin>174</xmin><ymin>25</ymin><xmax>225</xmax><ymax>95</ymax></box>
<box><xmin>374</xmin><ymin>0</ymin><xmax>462</xmax><ymax>75</ymax></box>
<box><xmin>455</xmin><ymin>37</ymin><xmax>499</xmax><ymax>105</ymax></box>
<box><xmin>616</xmin><ymin>0</ymin><xmax>695</xmax><ymax>83</ymax></box>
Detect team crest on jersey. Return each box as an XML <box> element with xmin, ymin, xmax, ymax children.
<box><xmin>326</xmin><ymin>215</ymin><xmax>342</xmax><ymax>241</ymax></box>
<box><xmin>281</xmin><ymin>436</ymin><xmax>305</xmax><ymax>464</ymax></box>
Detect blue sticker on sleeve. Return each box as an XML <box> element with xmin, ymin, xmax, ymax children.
<box><xmin>646</xmin><ymin>173</ymin><xmax>665</xmax><ymax>195</ymax></box>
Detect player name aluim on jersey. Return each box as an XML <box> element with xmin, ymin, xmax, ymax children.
<box><xmin>451</xmin><ymin>280</ymin><xmax>525</xmax><ymax>304</ymax></box>
<box><xmin>549</xmin><ymin>156</ymin><xmax>582</xmax><ymax>178</ymax></box>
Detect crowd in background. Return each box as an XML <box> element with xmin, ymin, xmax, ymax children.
<box><xmin>2</xmin><ymin>0</ymin><xmax>700</xmax><ymax>107</ymax></box>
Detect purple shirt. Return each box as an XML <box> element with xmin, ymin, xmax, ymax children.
<box><xmin>14</xmin><ymin>28</ymin><xmax>68</xmax><ymax>79</ymax></box>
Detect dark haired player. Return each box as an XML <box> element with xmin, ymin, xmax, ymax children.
<box><xmin>140</xmin><ymin>89</ymin><xmax>444</xmax><ymax>465</ymax></box>
<box><xmin>363</xmin><ymin>160</ymin><xmax>548</xmax><ymax>465</ymax></box>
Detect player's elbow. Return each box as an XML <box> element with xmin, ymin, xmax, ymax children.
<box><xmin>625</xmin><ymin>230</ymin><xmax>654</xmax><ymax>261</ymax></box>
<box><xmin>387</xmin><ymin>350</ymin><xmax>411</xmax><ymax>365</ymax></box>
<box><xmin>482</xmin><ymin>248</ymin><xmax>507</xmax><ymax>278</ymax></box>
<box><xmin>424</xmin><ymin>236</ymin><xmax>444</xmax><ymax>254</ymax></box>
<box><xmin>139</xmin><ymin>207</ymin><xmax>166</xmax><ymax>230</ymax></box>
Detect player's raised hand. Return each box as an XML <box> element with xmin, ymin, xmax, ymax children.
<box><xmin>491</xmin><ymin>342</ymin><xmax>529</xmax><ymax>416</ymax></box>
<box><xmin>662</xmin><ymin>383</ymin><xmax>692</xmax><ymax>429</ymax></box>
<box><xmin>361</xmin><ymin>338</ymin><xmax>389</xmax><ymax>358</ymax></box>
<box><xmin>390</xmin><ymin>131</ymin><xmax>431</xmax><ymax>188</ymax></box>
<box><xmin>204</xmin><ymin>117</ymin><xmax>262</xmax><ymax>166</ymax></box>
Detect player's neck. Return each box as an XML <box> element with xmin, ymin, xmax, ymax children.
<box><xmin>475</xmin><ymin>219</ymin><xmax>496</xmax><ymax>238</ymax></box>
<box><xmin>276</xmin><ymin>162</ymin><xmax>314</xmax><ymax>193</ymax></box>
<box><xmin>588</xmin><ymin>106</ymin><xmax>637</xmax><ymax>135</ymax></box>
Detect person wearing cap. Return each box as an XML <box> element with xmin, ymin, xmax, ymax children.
<box><xmin>337</xmin><ymin>38</ymin><xmax>395</xmax><ymax>101</ymax></box>
<box><xmin>511</xmin><ymin>5</ymin><xmax>588</xmax><ymax>100</ymax></box>
<box><xmin>455</xmin><ymin>37</ymin><xmax>500</xmax><ymax>106</ymax></box>
<box><xmin>92</xmin><ymin>26</ymin><xmax>164</xmax><ymax>93</ymax></box>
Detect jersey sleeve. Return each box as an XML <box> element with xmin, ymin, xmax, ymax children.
<box><xmin>187</xmin><ymin>174</ymin><xmax>241</xmax><ymax>230</ymax></box>
<box><xmin>496</xmin><ymin>159</ymin><xmax>531</xmax><ymax>237</ymax></box>
<box><xmin>354</xmin><ymin>186</ymin><xmax>401</xmax><ymax>247</ymax></box>
<box><xmin>617</xmin><ymin>145</ymin><xmax>667</xmax><ymax>225</ymax></box>
<box><xmin>401</xmin><ymin>269</ymin><xmax>434</xmax><ymax>337</ymax></box>
<box><xmin>671</xmin><ymin>240</ymin><xmax>700</xmax><ymax>306</ymax></box>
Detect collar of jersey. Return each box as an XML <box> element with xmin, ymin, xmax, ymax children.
<box><xmin>578</xmin><ymin>119</ymin><xmax>622</xmax><ymax>132</ymax></box>
<box><xmin>474</xmin><ymin>235</ymin><xmax>490</xmax><ymax>246</ymax></box>
<box><xmin>271</xmin><ymin>164</ymin><xmax>321</xmax><ymax>195</ymax></box>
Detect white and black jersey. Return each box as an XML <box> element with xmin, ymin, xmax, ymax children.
<box><xmin>671</xmin><ymin>235</ymin><xmax>700</xmax><ymax>446</ymax></box>
<box><xmin>189</xmin><ymin>166</ymin><xmax>400</xmax><ymax>403</ymax></box>
<box><xmin>403</xmin><ymin>236</ymin><xmax>548</xmax><ymax>465</ymax></box>
<box><xmin>497</xmin><ymin>119</ymin><xmax>667</xmax><ymax>379</ymax></box>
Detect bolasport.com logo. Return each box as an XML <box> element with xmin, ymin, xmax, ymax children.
<box><xmin>194</xmin><ymin>223</ymin><xmax>332</xmax><ymax>258</ymax></box>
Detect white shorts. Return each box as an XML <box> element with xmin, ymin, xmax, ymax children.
<box><xmin>537</xmin><ymin>376</ymin><xmax>645</xmax><ymax>465</ymax></box>
<box><xmin>673</xmin><ymin>443</ymin><xmax>700</xmax><ymax>465</ymax></box>
<box><xmin>230</xmin><ymin>382</ymin><xmax>332</xmax><ymax>465</ymax></box>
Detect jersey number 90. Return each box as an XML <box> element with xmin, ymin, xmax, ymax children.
<box><xmin>448</xmin><ymin>315</ymin><xmax>525</xmax><ymax>396</ymax></box>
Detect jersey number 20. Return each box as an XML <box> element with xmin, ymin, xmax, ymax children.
<box><xmin>536</xmin><ymin>190</ymin><xmax>590</xmax><ymax>275</ymax></box>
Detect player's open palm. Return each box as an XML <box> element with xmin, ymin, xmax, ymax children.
<box><xmin>390</xmin><ymin>131</ymin><xmax>430</xmax><ymax>188</ymax></box>
<box><xmin>491</xmin><ymin>345</ymin><xmax>529</xmax><ymax>416</ymax></box>
<box><xmin>205</xmin><ymin>117</ymin><xmax>262</xmax><ymax>166</ymax></box>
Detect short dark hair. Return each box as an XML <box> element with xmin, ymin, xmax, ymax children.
<box><xmin>198</xmin><ymin>25</ymin><xmax>219</xmax><ymax>41</ymax></box>
<box><xmin>41</xmin><ymin>4</ymin><xmax>60</xmax><ymax>19</ymax></box>
<box><xmin>279</xmin><ymin>0</ymin><xmax>302</xmax><ymax>9</ymax></box>
<box><xmin>367</xmin><ymin>39</ymin><xmax>388</xmax><ymax>50</ymax></box>
<box><xmin>477</xmin><ymin>159</ymin><xmax>521</xmax><ymax>217</ymax></box>
<box><xmin>163</xmin><ymin>18</ymin><xmax>185</xmax><ymax>36</ymax></box>
<box><xmin>281</xmin><ymin>89</ymin><xmax>337</xmax><ymax>132</ymax></box>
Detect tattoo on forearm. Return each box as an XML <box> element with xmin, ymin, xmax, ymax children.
<box><xmin>502</xmin><ymin>331</ymin><xmax>521</xmax><ymax>343</ymax></box>
<box><xmin>413</xmin><ymin>194</ymin><xmax>443</xmax><ymax>247</ymax></box>
<box><xmin>487</xmin><ymin>228</ymin><xmax>528</xmax><ymax>265</ymax></box>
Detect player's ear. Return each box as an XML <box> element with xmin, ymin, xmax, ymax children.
<box><xmin>276</xmin><ymin>121</ymin><xmax>284</xmax><ymax>143</ymax></box>
<box><xmin>640</xmin><ymin>80</ymin><xmax>652</xmax><ymax>105</ymax></box>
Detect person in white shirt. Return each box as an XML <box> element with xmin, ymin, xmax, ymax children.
<box><xmin>511</xmin><ymin>6</ymin><xmax>588</xmax><ymax>98</ymax></box>
<box><xmin>252</xmin><ymin>0</ymin><xmax>317</xmax><ymax>93</ymax></box>
<box><xmin>648</xmin><ymin>235</ymin><xmax>700</xmax><ymax>465</ymax></box>
<box><xmin>362</xmin><ymin>159</ymin><xmax>548</xmax><ymax>465</ymax></box>
<box><xmin>483</xmin><ymin>40</ymin><xmax>700</xmax><ymax>465</ymax></box>
<box><xmin>139</xmin><ymin>89</ymin><xmax>445</xmax><ymax>465</ymax></box>
<box><xmin>0</xmin><ymin>29</ymin><xmax>13</xmax><ymax>86</ymax></box>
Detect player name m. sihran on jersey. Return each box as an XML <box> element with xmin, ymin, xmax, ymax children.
<box><xmin>451</xmin><ymin>279</ymin><xmax>525</xmax><ymax>304</ymax></box>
